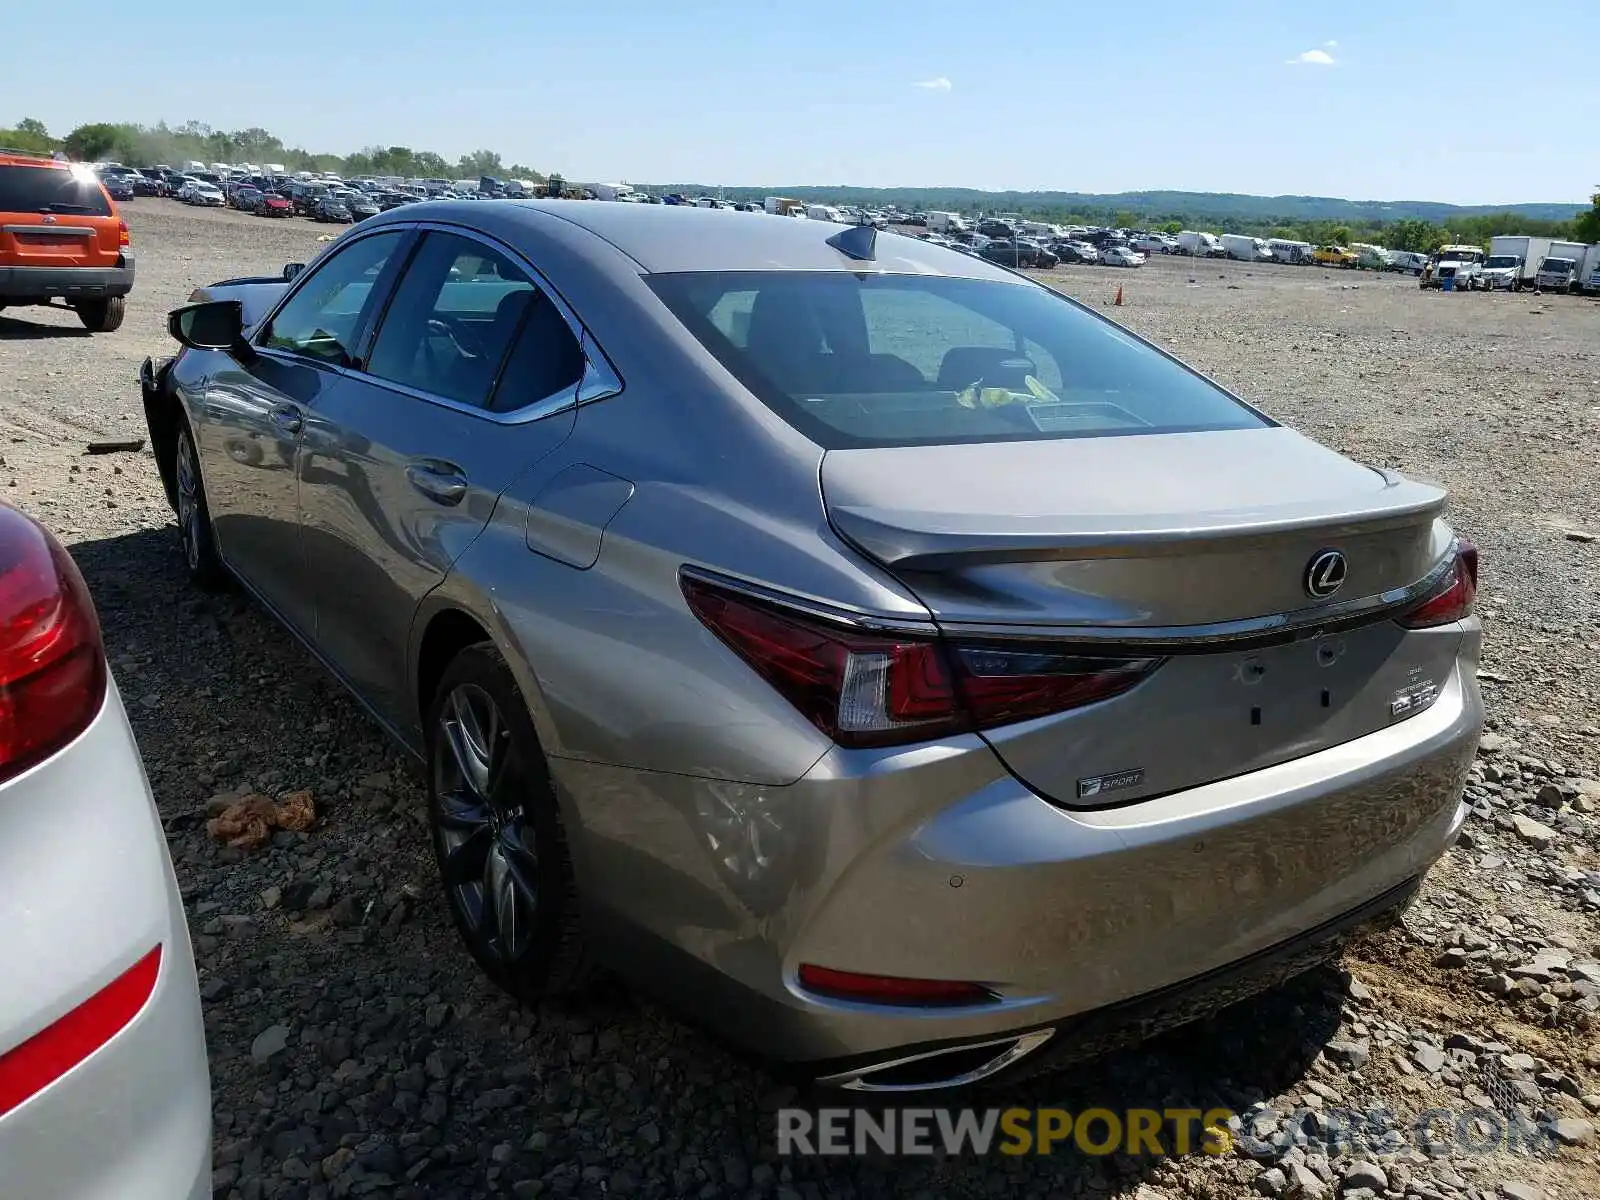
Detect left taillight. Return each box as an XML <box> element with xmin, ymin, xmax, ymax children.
<box><xmin>0</xmin><ymin>507</ymin><xmax>107</xmax><ymax>780</ymax></box>
<box><xmin>1398</xmin><ymin>539</ymin><xmax>1479</xmax><ymax>629</ymax></box>
<box><xmin>118</xmin><ymin>219</ymin><xmax>130</xmax><ymax>247</ymax></box>
<box><xmin>681</xmin><ymin>573</ymin><xmax>1160</xmax><ymax>748</ymax></box>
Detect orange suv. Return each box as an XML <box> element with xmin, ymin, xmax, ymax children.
<box><xmin>0</xmin><ymin>150</ymin><xmax>134</xmax><ymax>332</ymax></box>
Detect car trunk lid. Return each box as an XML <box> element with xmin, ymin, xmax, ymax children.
<box><xmin>820</xmin><ymin>427</ymin><xmax>1462</xmax><ymax>805</ymax></box>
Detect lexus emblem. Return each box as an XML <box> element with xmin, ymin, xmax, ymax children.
<box><xmin>1304</xmin><ymin>549</ymin><xmax>1348</xmax><ymax>599</ymax></box>
<box><xmin>41</xmin><ymin>214</ymin><xmax>57</xmax><ymax>224</ymax></box>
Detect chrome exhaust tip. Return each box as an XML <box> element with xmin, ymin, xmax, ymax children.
<box><xmin>816</xmin><ymin>1030</ymin><xmax>1054</xmax><ymax>1093</ymax></box>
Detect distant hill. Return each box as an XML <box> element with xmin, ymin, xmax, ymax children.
<box><xmin>644</xmin><ymin>185</ymin><xmax>1583</xmax><ymax>225</ymax></box>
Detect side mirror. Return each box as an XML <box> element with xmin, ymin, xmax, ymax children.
<box><xmin>283</xmin><ymin>262</ymin><xmax>305</xmax><ymax>281</ymax></box>
<box><xmin>168</xmin><ymin>300</ymin><xmax>245</xmax><ymax>352</ymax></box>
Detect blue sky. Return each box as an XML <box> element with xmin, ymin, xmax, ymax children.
<box><xmin>5</xmin><ymin>0</ymin><xmax>1593</xmax><ymax>204</ymax></box>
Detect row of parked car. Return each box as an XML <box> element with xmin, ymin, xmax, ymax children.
<box><xmin>911</xmin><ymin>219</ymin><xmax>1151</xmax><ymax>270</ymax></box>
<box><xmin>91</xmin><ymin>164</ymin><xmax>447</xmax><ymax>224</ymax></box>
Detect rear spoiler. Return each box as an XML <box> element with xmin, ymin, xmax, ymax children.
<box><xmin>829</xmin><ymin>470</ymin><xmax>1448</xmax><ymax>571</ymax></box>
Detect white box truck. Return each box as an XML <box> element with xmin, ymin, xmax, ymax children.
<box><xmin>1177</xmin><ymin>230</ymin><xmax>1224</xmax><ymax>257</ymax></box>
<box><xmin>1534</xmin><ymin>241</ymin><xmax>1587</xmax><ymax>293</ymax></box>
<box><xmin>1488</xmin><ymin>236</ymin><xmax>1553</xmax><ymax>289</ymax></box>
<box><xmin>1579</xmin><ymin>244</ymin><xmax>1600</xmax><ymax>295</ymax></box>
<box><xmin>806</xmin><ymin>204</ymin><xmax>847</xmax><ymax>224</ymax></box>
<box><xmin>927</xmin><ymin>211</ymin><xmax>968</xmax><ymax>234</ymax></box>
<box><xmin>1221</xmin><ymin>234</ymin><xmax>1274</xmax><ymax>262</ymax></box>
<box><xmin>764</xmin><ymin>196</ymin><xmax>805</xmax><ymax>217</ymax></box>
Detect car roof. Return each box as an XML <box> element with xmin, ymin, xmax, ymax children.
<box><xmin>482</xmin><ymin>200</ymin><xmax>1027</xmax><ymax>279</ymax></box>
<box><xmin>0</xmin><ymin>151</ymin><xmax>69</xmax><ymax>169</ymax></box>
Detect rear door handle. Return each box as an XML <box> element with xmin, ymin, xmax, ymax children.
<box><xmin>406</xmin><ymin>460</ymin><xmax>468</xmax><ymax>505</ymax></box>
<box><xmin>269</xmin><ymin>404</ymin><xmax>303</xmax><ymax>434</ymax></box>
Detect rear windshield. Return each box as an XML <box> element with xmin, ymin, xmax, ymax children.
<box><xmin>647</xmin><ymin>271</ymin><xmax>1270</xmax><ymax>448</ymax></box>
<box><xmin>0</xmin><ymin>165</ymin><xmax>112</xmax><ymax>216</ymax></box>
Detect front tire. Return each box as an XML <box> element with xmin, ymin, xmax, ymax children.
<box><xmin>174</xmin><ymin>424</ymin><xmax>228</xmax><ymax>589</ymax></box>
<box><xmin>427</xmin><ymin>644</ymin><xmax>594</xmax><ymax>1002</ymax></box>
<box><xmin>76</xmin><ymin>296</ymin><xmax>125</xmax><ymax>332</ymax></box>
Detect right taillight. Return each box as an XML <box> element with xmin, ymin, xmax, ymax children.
<box><xmin>681</xmin><ymin>572</ymin><xmax>1160</xmax><ymax>748</ymax></box>
<box><xmin>0</xmin><ymin>507</ymin><xmax>107</xmax><ymax>779</ymax></box>
<box><xmin>1398</xmin><ymin>539</ymin><xmax>1479</xmax><ymax>629</ymax></box>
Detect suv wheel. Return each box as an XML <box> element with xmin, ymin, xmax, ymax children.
<box><xmin>75</xmin><ymin>296</ymin><xmax>126</xmax><ymax>333</ymax></box>
<box><xmin>427</xmin><ymin>644</ymin><xmax>594</xmax><ymax>1001</ymax></box>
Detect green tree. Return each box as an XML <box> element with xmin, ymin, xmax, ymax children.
<box><xmin>1159</xmin><ymin>220</ymin><xmax>1182</xmax><ymax>234</ymax></box>
<box><xmin>458</xmin><ymin>149</ymin><xmax>504</xmax><ymax>178</ymax></box>
<box><xmin>413</xmin><ymin>150</ymin><xmax>450</xmax><ymax>177</ymax></box>
<box><xmin>0</xmin><ymin>118</ymin><xmax>56</xmax><ymax>152</ymax></box>
<box><xmin>1574</xmin><ymin>189</ymin><xmax>1600</xmax><ymax>244</ymax></box>
<box><xmin>1329</xmin><ymin>226</ymin><xmax>1352</xmax><ymax>245</ymax></box>
<box><xmin>62</xmin><ymin>122</ymin><xmax>120</xmax><ymax>161</ymax></box>
<box><xmin>1387</xmin><ymin>219</ymin><xmax>1442</xmax><ymax>253</ymax></box>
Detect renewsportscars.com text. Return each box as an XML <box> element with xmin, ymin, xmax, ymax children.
<box><xmin>779</xmin><ymin>1108</ymin><xmax>1234</xmax><ymax>1157</ymax></box>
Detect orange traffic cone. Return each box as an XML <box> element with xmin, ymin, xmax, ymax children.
<box><xmin>1114</xmin><ymin>285</ymin><xmax>1124</xmax><ymax>307</ymax></box>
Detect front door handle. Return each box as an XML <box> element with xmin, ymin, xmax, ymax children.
<box><xmin>406</xmin><ymin>460</ymin><xmax>468</xmax><ymax>505</ymax></box>
<box><xmin>269</xmin><ymin>404</ymin><xmax>303</xmax><ymax>434</ymax></box>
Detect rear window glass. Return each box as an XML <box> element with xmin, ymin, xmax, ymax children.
<box><xmin>647</xmin><ymin>271</ymin><xmax>1269</xmax><ymax>448</ymax></box>
<box><xmin>0</xmin><ymin>164</ymin><xmax>112</xmax><ymax>216</ymax></box>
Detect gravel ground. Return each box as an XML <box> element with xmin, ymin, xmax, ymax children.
<box><xmin>3</xmin><ymin>201</ymin><xmax>1600</xmax><ymax>1200</ymax></box>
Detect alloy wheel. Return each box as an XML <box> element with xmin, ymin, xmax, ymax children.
<box><xmin>175</xmin><ymin>430</ymin><xmax>202</xmax><ymax>570</ymax></box>
<box><xmin>433</xmin><ymin>683</ymin><xmax>539</xmax><ymax>965</ymax></box>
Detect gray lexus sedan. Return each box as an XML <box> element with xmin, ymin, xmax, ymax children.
<box><xmin>141</xmin><ymin>202</ymin><xmax>1481</xmax><ymax>1091</ymax></box>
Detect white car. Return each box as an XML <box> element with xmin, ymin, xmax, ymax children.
<box><xmin>1065</xmin><ymin>240</ymin><xmax>1101</xmax><ymax>264</ymax></box>
<box><xmin>1102</xmin><ymin>246</ymin><xmax>1148</xmax><ymax>267</ymax></box>
<box><xmin>190</xmin><ymin>184</ymin><xmax>225</xmax><ymax>207</ymax></box>
<box><xmin>0</xmin><ymin>504</ymin><xmax>210</xmax><ymax>1199</ymax></box>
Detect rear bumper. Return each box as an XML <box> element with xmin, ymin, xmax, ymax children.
<box><xmin>560</xmin><ymin>658</ymin><xmax>1479</xmax><ymax>1068</ymax></box>
<box><xmin>0</xmin><ymin>260</ymin><xmax>134</xmax><ymax>301</ymax></box>
<box><xmin>0</xmin><ymin>681</ymin><xmax>210</xmax><ymax>1198</ymax></box>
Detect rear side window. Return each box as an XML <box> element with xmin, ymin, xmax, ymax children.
<box><xmin>648</xmin><ymin>271</ymin><xmax>1269</xmax><ymax>449</ymax></box>
<box><xmin>0</xmin><ymin>164</ymin><xmax>112</xmax><ymax>216</ymax></box>
<box><xmin>367</xmin><ymin>231</ymin><xmax>583</xmax><ymax>411</ymax></box>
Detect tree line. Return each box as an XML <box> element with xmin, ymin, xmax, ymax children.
<box><xmin>0</xmin><ymin>117</ymin><xmax>543</xmax><ymax>186</ymax></box>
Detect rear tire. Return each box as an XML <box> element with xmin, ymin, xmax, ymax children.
<box><xmin>174</xmin><ymin>423</ymin><xmax>228</xmax><ymax>589</ymax></box>
<box><xmin>427</xmin><ymin>644</ymin><xmax>594</xmax><ymax>1002</ymax></box>
<box><xmin>76</xmin><ymin>296</ymin><xmax>125</xmax><ymax>332</ymax></box>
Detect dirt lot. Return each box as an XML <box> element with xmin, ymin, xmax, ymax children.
<box><xmin>3</xmin><ymin>200</ymin><xmax>1600</xmax><ymax>1199</ymax></box>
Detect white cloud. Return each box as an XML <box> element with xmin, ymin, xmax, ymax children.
<box><xmin>912</xmin><ymin>77</ymin><xmax>953</xmax><ymax>92</ymax></box>
<box><xmin>1286</xmin><ymin>48</ymin><xmax>1336</xmax><ymax>66</ymax></box>
<box><xmin>1324</xmin><ymin>39</ymin><xmax>1338</xmax><ymax>47</ymax></box>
